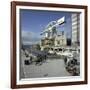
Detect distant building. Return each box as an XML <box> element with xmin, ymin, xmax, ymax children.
<box><xmin>71</xmin><ymin>13</ymin><xmax>80</xmax><ymax>46</ymax></box>
<box><xmin>67</xmin><ymin>38</ymin><xmax>71</xmax><ymax>46</ymax></box>
<box><xmin>40</xmin><ymin>37</ymin><xmax>55</xmax><ymax>51</ymax></box>
<box><xmin>40</xmin><ymin>31</ymin><xmax>67</xmax><ymax>51</ymax></box>
<box><xmin>54</xmin><ymin>31</ymin><xmax>67</xmax><ymax>47</ymax></box>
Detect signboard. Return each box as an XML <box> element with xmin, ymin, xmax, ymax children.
<box><xmin>57</xmin><ymin>16</ymin><xmax>65</xmax><ymax>25</ymax></box>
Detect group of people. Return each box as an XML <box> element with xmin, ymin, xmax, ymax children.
<box><xmin>64</xmin><ymin>55</ymin><xmax>80</xmax><ymax>76</ymax></box>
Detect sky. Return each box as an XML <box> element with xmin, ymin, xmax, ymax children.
<box><xmin>20</xmin><ymin>9</ymin><xmax>73</xmax><ymax>45</ymax></box>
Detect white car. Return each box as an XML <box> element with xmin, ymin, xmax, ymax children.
<box><xmin>62</xmin><ymin>51</ymin><xmax>73</xmax><ymax>57</ymax></box>
<box><xmin>56</xmin><ymin>51</ymin><xmax>73</xmax><ymax>57</ymax></box>
<box><xmin>48</xmin><ymin>50</ymin><xmax>55</xmax><ymax>54</ymax></box>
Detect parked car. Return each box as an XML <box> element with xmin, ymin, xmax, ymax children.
<box><xmin>48</xmin><ymin>50</ymin><xmax>56</xmax><ymax>55</ymax></box>
<box><xmin>24</xmin><ymin>52</ymin><xmax>37</xmax><ymax>65</ymax></box>
<box><xmin>24</xmin><ymin>57</ymin><xmax>32</xmax><ymax>65</ymax></box>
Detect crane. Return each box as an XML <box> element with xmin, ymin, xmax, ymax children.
<box><xmin>40</xmin><ymin>16</ymin><xmax>65</xmax><ymax>38</ymax></box>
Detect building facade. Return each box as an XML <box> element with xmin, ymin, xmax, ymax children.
<box><xmin>40</xmin><ymin>31</ymin><xmax>67</xmax><ymax>51</ymax></box>
<box><xmin>40</xmin><ymin>37</ymin><xmax>55</xmax><ymax>51</ymax></box>
<box><xmin>54</xmin><ymin>31</ymin><xmax>67</xmax><ymax>47</ymax></box>
<box><xmin>71</xmin><ymin>13</ymin><xmax>80</xmax><ymax>46</ymax></box>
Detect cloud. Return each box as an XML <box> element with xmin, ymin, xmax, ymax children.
<box><xmin>21</xmin><ymin>30</ymin><xmax>40</xmax><ymax>45</ymax></box>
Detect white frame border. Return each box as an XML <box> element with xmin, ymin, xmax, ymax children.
<box><xmin>16</xmin><ymin>6</ymin><xmax>85</xmax><ymax>85</ymax></box>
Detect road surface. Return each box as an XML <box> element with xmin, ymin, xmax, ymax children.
<box><xmin>20</xmin><ymin>50</ymin><xmax>71</xmax><ymax>79</ymax></box>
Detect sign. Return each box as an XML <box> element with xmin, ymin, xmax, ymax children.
<box><xmin>57</xmin><ymin>16</ymin><xmax>65</xmax><ymax>25</ymax></box>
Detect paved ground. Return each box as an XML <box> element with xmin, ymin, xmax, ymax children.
<box><xmin>20</xmin><ymin>50</ymin><xmax>71</xmax><ymax>79</ymax></box>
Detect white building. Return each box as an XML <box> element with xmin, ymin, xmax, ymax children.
<box><xmin>55</xmin><ymin>31</ymin><xmax>67</xmax><ymax>47</ymax></box>
<box><xmin>71</xmin><ymin>13</ymin><xmax>80</xmax><ymax>46</ymax></box>
<box><xmin>40</xmin><ymin>31</ymin><xmax>67</xmax><ymax>51</ymax></box>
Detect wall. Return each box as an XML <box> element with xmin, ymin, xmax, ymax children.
<box><xmin>0</xmin><ymin>0</ymin><xmax>89</xmax><ymax>90</ymax></box>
